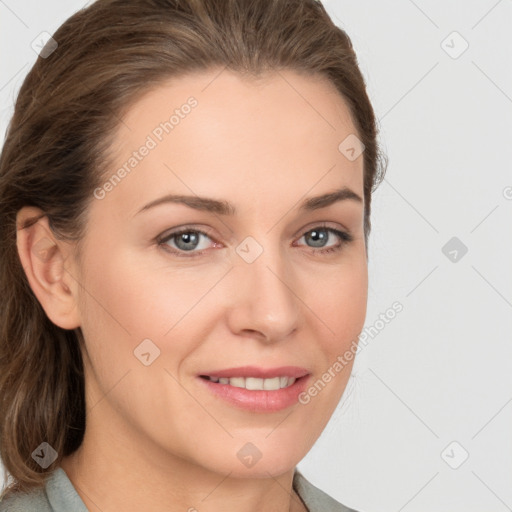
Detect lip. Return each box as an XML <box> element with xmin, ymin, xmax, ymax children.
<box><xmin>197</xmin><ymin>367</ymin><xmax>311</xmax><ymax>413</ymax></box>
<box><xmin>198</xmin><ymin>366</ymin><xmax>310</xmax><ymax>379</ymax></box>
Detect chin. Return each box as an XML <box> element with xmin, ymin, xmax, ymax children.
<box><xmin>200</xmin><ymin>438</ymin><xmax>308</xmax><ymax>479</ymax></box>
<box><xmin>221</xmin><ymin>458</ymin><xmax>299</xmax><ymax>480</ymax></box>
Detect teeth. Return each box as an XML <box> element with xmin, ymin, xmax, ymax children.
<box><xmin>206</xmin><ymin>375</ymin><xmax>297</xmax><ymax>390</ymax></box>
<box><xmin>229</xmin><ymin>377</ymin><xmax>245</xmax><ymax>388</ymax></box>
<box><xmin>263</xmin><ymin>377</ymin><xmax>281</xmax><ymax>390</ymax></box>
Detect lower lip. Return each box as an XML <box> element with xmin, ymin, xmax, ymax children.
<box><xmin>197</xmin><ymin>375</ymin><xmax>311</xmax><ymax>413</ymax></box>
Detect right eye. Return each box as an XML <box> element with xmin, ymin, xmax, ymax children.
<box><xmin>157</xmin><ymin>227</ymin><xmax>219</xmax><ymax>258</ymax></box>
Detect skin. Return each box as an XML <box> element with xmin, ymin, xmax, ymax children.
<box><xmin>16</xmin><ymin>68</ymin><xmax>367</xmax><ymax>512</ymax></box>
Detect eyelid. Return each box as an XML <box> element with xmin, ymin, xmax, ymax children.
<box><xmin>296</xmin><ymin>220</ymin><xmax>349</xmax><ymax>238</ymax></box>
<box><xmin>157</xmin><ymin>224</ymin><xmax>215</xmax><ymax>241</ymax></box>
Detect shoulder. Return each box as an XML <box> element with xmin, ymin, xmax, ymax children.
<box><xmin>293</xmin><ymin>469</ymin><xmax>360</xmax><ymax>512</ymax></box>
<box><xmin>0</xmin><ymin>486</ymin><xmax>52</xmax><ymax>512</ymax></box>
<box><xmin>0</xmin><ymin>467</ymin><xmax>87</xmax><ymax>512</ymax></box>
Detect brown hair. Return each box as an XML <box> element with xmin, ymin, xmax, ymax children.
<box><xmin>0</xmin><ymin>0</ymin><xmax>387</xmax><ymax>497</ymax></box>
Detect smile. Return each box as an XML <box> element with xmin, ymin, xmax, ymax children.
<box><xmin>200</xmin><ymin>375</ymin><xmax>296</xmax><ymax>390</ymax></box>
<box><xmin>196</xmin><ymin>365</ymin><xmax>311</xmax><ymax>412</ymax></box>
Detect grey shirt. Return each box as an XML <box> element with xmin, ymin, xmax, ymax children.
<box><xmin>0</xmin><ymin>467</ymin><xmax>359</xmax><ymax>511</ymax></box>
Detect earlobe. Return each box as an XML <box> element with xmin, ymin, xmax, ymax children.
<box><xmin>16</xmin><ymin>206</ymin><xmax>81</xmax><ymax>330</ymax></box>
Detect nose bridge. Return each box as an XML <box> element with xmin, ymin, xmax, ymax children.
<box><xmin>230</xmin><ymin>233</ymin><xmax>300</xmax><ymax>339</ymax></box>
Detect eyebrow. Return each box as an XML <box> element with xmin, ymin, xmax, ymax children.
<box><xmin>135</xmin><ymin>186</ymin><xmax>363</xmax><ymax>217</ymax></box>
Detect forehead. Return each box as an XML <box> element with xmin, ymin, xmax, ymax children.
<box><xmin>101</xmin><ymin>68</ymin><xmax>364</xmax><ymax>217</ymax></box>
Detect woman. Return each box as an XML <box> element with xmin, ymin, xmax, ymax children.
<box><xmin>0</xmin><ymin>0</ymin><xmax>386</xmax><ymax>510</ymax></box>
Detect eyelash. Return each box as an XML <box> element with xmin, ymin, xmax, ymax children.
<box><xmin>156</xmin><ymin>224</ymin><xmax>354</xmax><ymax>259</ymax></box>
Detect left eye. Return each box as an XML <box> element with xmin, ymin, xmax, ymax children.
<box><xmin>296</xmin><ymin>227</ymin><xmax>351</xmax><ymax>251</ymax></box>
<box><xmin>158</xmin><ymin>226</ymin><xmax>352</xmax><ymax>257</ymax></box>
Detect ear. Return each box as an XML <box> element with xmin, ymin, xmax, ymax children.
<box><xmin>16</xmin><ymin>206</ymin><xmax>81</xmax><ymax>330</ymax></box>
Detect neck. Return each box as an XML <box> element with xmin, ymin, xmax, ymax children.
<box><xmin>61</xmin><ymin>420</ymin><xmax>306</xmax><ymax>512</ymax></box>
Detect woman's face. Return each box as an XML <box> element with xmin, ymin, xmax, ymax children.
<box><xmin>70</xmin><ymin>68</ymin><xmax>367</xmax><ymax>477</ymax></box>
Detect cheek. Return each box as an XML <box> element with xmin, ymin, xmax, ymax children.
<box><xmin>291</xmin><ymin>263</ymin><xmax>367</xmax><ymax>443</ymax></box>
<box><xmin>80</xmin><ymin>245</ymin><xmax>184</xmax><ymax>336</ymax></box>
<box><xmin>77</xmin><ymin>246</ymin><xmax>221</xmax><ymax>375</ymax></box>
<box><xmin>75</xmin><ymin>247</ymin><xmax>162</xmax><ymax>373</ymax></box>
<box><xmin>311</xmin><ymin>257</ymin><xmax>368</xmax><ymax>348</ymax></box>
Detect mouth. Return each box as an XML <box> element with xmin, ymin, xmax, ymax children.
<box><xmin>199</xmin><ymin>374</ymin><xmax>301</xmax><ymax>390</ymax></box>
<box><xmin>196</xmin><ymin>366</ymin><xmax>311</xmax><ymax>413</ymax></box>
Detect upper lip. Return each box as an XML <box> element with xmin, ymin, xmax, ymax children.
<box><xmin>199</xmin><ymin>366</ymin><xmax>310</xmax><ymax>379</ymax></box>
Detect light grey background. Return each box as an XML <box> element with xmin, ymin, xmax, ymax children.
<box><xmin>1</xmin><ymin>1</ymin><xmax>511</xmax><ymax>511</ymax></box>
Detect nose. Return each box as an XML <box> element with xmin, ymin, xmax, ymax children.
<box><xmin>225</xmin><ymin>243</ymin><xmax>300</xmax><ymax>344</ymax></box>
